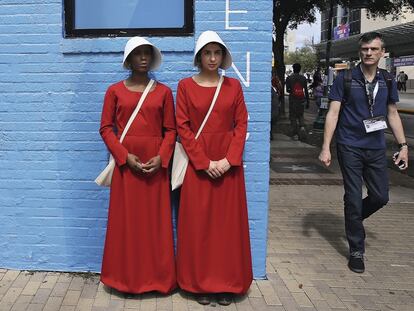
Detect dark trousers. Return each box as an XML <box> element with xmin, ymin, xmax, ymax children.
<box><xmin>289</xmin><ymin>98</ymin><xmax>305</xmax><ymax>135</ymax></box>
<box><xmin>337</xmin><ymin>144</ymin><xmax>389</xmax><ymax>255</ymax></box>
<box><xmin>401</xmin><ymin>82</ymin><xmax>407</xmax><ymax>92</ymax></box>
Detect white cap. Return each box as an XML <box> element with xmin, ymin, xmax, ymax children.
<box><xmin>194</xmin><ymin>31</ymin><xmax>233</xmax><ymax>69</ymax></box>
<box><xmin>122</xmin><ymin>37</ymin><xmax>162</xmax><ymax>70</ymax></box>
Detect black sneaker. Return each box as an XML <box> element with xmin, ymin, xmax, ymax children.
<box><xmin>348</xmin><ymin>253</ymin><xmax>365</xmax><ymax>273</ymax></box>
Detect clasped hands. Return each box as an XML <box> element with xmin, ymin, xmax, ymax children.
<box><xmin>204</xmin><ymin>158</ymin><xmax>231</xmax><ymax>179</ymax></box>
<box><xmin>127</xmin><ymin>153</ymin><xmax>161</xmax><ymax>175</ymax></box>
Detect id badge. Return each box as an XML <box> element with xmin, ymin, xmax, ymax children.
<box><xmin>363</xmin><ymin>116</ymin><xmax>387</xmax><ymax>133</ymax></box>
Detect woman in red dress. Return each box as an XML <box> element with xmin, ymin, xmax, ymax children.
<box><xmin>99</xmin><ymin>37</ymin><xmax>176</xmax><ymax>294</ymax></box>
<box><xmin>175</xmin><ymin>31</ymin><xmax>253</xmax><ymax>305</ymax></box>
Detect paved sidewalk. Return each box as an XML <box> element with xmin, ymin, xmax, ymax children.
<box><xmin>1</xmin><ymin>134</ymin><xmax>414</xmax><ymax>310</ymax></box>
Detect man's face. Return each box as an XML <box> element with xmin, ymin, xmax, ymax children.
<box><xmin>359</xmin><ymin>38</ymin><xmax>385</xmax><ymax>67</ymax></box>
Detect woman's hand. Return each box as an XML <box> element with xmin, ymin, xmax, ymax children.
<box><xmin>204</xmin><ymin>161</ymin><xmax>223</xmax><ymax>179</ymax></box>
<box><xmin>216</xmin><ymin>158</ymin><xmax>231</xmax><ymax>174</ymax></box>
<box><xmin>126</xmin><ymin>153</ymin><xmax>143</xmax><ymax>173</ymax></box>
<box><xmin>141</xmin><ymin>155</ymin><xmax>161</xmax><ymax>174</ymax></box>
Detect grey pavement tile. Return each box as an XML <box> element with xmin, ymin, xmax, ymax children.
<box><xmin>62</xmin><ymin>290</ymin><xmax>81</xmax><ymax>306</ymax></box>
<box><xmin>41</xmin><ymin>274</ymin><xmax>59</xmax><ymax>289</ymax></box>
<box><xmin>351</xmin><ymin>295</ymin><xmax>380</xmax><ymax>310</ymax></box>
<box><xmin>51</xmin><ymin>282</ymin><xmax>71</xmax><ymax>297</ymax></box>
<box><xmin>29</xmin><ymin>272</ymin><xmax>46</xmax><ymax>282</ymax></box>
<box><xmin>31</xmin><ymin>288</ymin><xmax>52</xmax><ymax>304</ymax></box>
<box><xmin>249</xmin><ymin>297</ymin><xmax>286</xmax><ymax>311</ymax></box>
<box><xmin>69</xmin><ymin>277</ymin><xmax>86</xmax><ymax>291</ymax></box>
<box><xmin>0</xmin><ymin>280</ymin><xmax>13</xmax><ymax>295</ymax></box>
<box><xmin>26</xmin><ymin>303</ymin><xmax>44</xmax><ymax>311</ymax></box>
<box><xmin>43</xmin><ymin>296</ymin><xmax>64</xmax><ymax>311</ymax></box>
<box><xmin>124</xmin><ymin>296</ymin><xmax>140</xmax><ymax>309</ymax></box>
<box><xmin>330</xmin><ymin>288</ymin><xmax>355</xmax><ymax>302</ymax></box>
<box><xmin>273</xmin><ymin>285</ymin><xmax>294</xmax><ymax>300</ymax></box>
<box><xmin>247</xmin><ymin>281</ymin><xmax>262</xmax><ymax>298</ymax></box>
<box><xmin>1</xmin><ymin>287</ymin><xmax>23</xmax><ymax>304</ymax></box>
<box><xmin>21</xmin><ymin>281</ymin><xmax>42</xmax><ymax>296</ymax></box>
<box><xmin>0</xmin><ymin>301</ymin><xmax>13</xmax><ymax>311</ymax></box>
<box><xmin>156</xmin><ymin>294</ymin><xmax>172</xmax><ymax>310</ymax></box>
<box><xmin>76</xmin><ymin>298</ymin><xmax>94</xmax><ymax>311</ymax></box>
<box><xmin>80</xmin><ymin>284</ymin><xmax>99</xmax><ymax>299</ymax></box>
<box><xmin>342</xmin><ymin>301</ymin><xmax>364</xmax><ymax>311</ymax></box>
<box><xmin>312</xmin><ymin>300</ymin><xmax>332</xmax><ymax>311</ymax></box>
<box><xmin>11</xmin><ymin>294</ymin><xmax>33</xmax><ymax>306</ymax></box>
<box><xmin>107</xmin><ymin>299</ymin><xmax>124</xmax><ymax>311</ymax></box>
<box><xmin>292</xmin><ymin>292</ymin><xmax>313</xmax><ymax>307</ymax></box>
<box><xmin>302</xmin><ymin>286</ymin><xmax>324</xmax><ymax>302</ymax></box>
<box><xmin>11</xmin><ymin>272</ymin><xmax>31</xmax><ymax>289</ymax></box>
<box><xmin>280</xmin><ymin>297</ymin><xmax>301</xmax><ymax>311</ymax></box>
<box><xmin>2</xmin><ymin>271</ymin><xmax>20</xmax><ymax>283</ymax></box>
<box><xmin>58</xmin><ymin>274</ymin><xmax>73</xmax><ymax>283</ymax></box>
<box><xmin>320</xmin><ymin>293</ymin><xmax>345</xmax><ymax>309</ymax></box>
<box><xmin>232</xmin><ymin>294</ymin><xmax>254</xmax><ymax>311</ymax></box>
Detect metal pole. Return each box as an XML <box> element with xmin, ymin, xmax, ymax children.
<box><xmin>313</xmin><ymin>0</ymin><xmax>335</xmax><ymax>129</ymax></box>
<box><xmin>325</xmin><ymin>0</ymin><xmax>334</xmax><ymax>95</ymax></box>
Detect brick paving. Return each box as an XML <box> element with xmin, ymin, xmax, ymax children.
<box><xmin>1</xmin><ymin>133</ymin><xmax>414</xmax><ymax>310</ymax></box>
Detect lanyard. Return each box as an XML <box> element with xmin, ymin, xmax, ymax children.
<box><xmin>360</xmin><ymin>67</ymin><xmax>379</xmax><ymax>117</ymax></box>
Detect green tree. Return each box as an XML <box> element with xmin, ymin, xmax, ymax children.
<box><xmin>285</xmin><ymin>45</ymin><xmax>318</xmax><ymax>73</ymax></box>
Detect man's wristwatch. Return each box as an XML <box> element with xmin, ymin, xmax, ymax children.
<box><xmin>398</xmin><ymin>142</ymin><xmax>408</xmax><ymax>149</ymax></box>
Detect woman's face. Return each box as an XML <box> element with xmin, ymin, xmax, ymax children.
<box><xmin>127</xmin><ymin>45</ymin><xmax>153</xmax><ymax>73</ymax></box>
<box><xmin>200</xmin><ymin>43</ymin><xmax>223</xmax><ymax>72</ymax></box>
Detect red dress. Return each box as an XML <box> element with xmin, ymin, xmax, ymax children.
<box><xmin>99</xmin><ymin>81</ymin><xmax>176</xmax><ymax>294</ymax></box>
<box><xmin>175</xmin><ymin>77</ymin><xmax>253</xmax><ymax>294</ymax></box>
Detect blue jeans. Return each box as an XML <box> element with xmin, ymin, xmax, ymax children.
<box><xmin>337</xmin><ymin>144</ymin><xmax>389</xmax><ymax>255</ymax></box>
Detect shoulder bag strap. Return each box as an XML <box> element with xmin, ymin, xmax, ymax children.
<box><xmin>119</xmin><ymin>79</ymin><xmax>155</xmax><ymax>143</ymax></box>
<box><xmin>195</xmin><ymin>75</ymin><xmax>224</xmax><ymax>139</ymax></box>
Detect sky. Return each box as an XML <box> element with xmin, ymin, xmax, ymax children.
<box><xmin>293</xmin><ymin>12</ymin><xmax>321</xmax><ymax>47</ymax></box>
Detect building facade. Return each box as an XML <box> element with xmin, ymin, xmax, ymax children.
<box><xmin>0</xmin><ymin>0</ymin><xmax>273</xmax><ymax>278</ymax></box>
<box><xmin>318</xmin><ymin>5</ymin><xmax>414</xmax><ymax>86</ymax></box>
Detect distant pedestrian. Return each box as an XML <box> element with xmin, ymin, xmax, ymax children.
<box><xmin>286</xmin><ymin>63</ymin><xmax>309</xmax><ymax>140</ymax></box>
<box><xmin>397</xmin><ymin>71</ymin><xmax>408</xmax><ymax>92</ymax></box>
<box><xmin>271</xmin><ymin>69</ymin><xmax>283</xmax><ymax>140</ymax></box>
<box><xmin>318</xmin><ymin>32</ymin><xmax>409</xmax><ymax>274</ymax></box>
<box><xmin>312</xmin><ymin>67</ymin><xmax>324</xmax><ymax>108</ymax></box>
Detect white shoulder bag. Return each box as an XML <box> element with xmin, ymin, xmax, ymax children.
<box><xmin>171</xmin><ymin>76</ymin><xmax>223</xmax><ymax>190</ymax></box>
<box><xmin>95</xmin><ymin>79</ymin><xmax>155</xmax><ymax>187</ymax></box>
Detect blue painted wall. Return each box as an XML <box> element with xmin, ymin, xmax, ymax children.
<box><xmin>0</xmin><ymin>0</ymin><xmax>272</xmax><ymax>278</ymax></box>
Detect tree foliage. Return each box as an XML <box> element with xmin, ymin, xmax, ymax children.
<box><xmin>285</xmin><ymin>45</ymin><xmax>318</xmax><ymax>73</ymax></box>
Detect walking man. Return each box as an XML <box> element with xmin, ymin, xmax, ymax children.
<box><xmin>318</xmin><ymin>32</ymin><xmax>409</xmax><ymax>273</ymax></box>
<box><xmin>286</xmin><ymin>63</ymin><xmax>309</xmax><ymax>140</ymax></box>
<box><xmin>397</xmin><ymin>71</ymin><xmax>408</xmax><ymax>92</ymax></box>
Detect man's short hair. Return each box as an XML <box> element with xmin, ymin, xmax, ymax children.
<box><xmin>359</xmin><ymin>31</ymin><xmax>385</xmax><ymax>48</ymax></box>
<box><xmin>292</xmin><ymin>63</ymin><xmax>301</xmax><ymax>73</ymax></box>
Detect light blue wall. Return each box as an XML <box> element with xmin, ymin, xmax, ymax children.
<box><xmin>0</xmin><ymin>0</ymin><xmax>272</xmax><ymax>278</ymax></box>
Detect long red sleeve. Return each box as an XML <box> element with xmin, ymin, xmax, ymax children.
<box><xmin>99</xmin><ymin>86</ymin><xmax>129</xmax><ymax>166</ymax></box>
<box><xmin>226</xmin><ymin>81</ymin><xmax>248</xmax><ymax>166</ymax></box>
<box><xmin>158</xmin><ymin>89</ymin><xmax>177</xmax><ymax>168</ymax></box>
<box><xmin>175</xmin><ymin>81</ymin><xmax>210</xmax><ymax>170</ymax></box>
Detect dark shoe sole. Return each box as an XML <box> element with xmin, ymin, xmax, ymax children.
<box><xmin>217</xmin><ymin>294</ymin><xmax>233</xmax><ymax>306</ymax></box>
<box><xmin>196</xmin><ymin>295</ymin><xmax>210</xmax><ymax>305</ymax></box>
<box><xmin>348</xmin><ymin>263</ymin><xmax>364</xmax><ymax>273</ymax></box>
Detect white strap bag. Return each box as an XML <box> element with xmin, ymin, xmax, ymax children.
<box><xmin>171</xmin><ymin>76</ymin><xmax>224</xmax><ymax>190</ymax></box>
<box><xmin>95</xmin><ymin>79</ymin><xmax>155</xmax><ymax>187</ymax></box>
